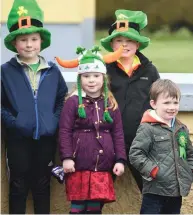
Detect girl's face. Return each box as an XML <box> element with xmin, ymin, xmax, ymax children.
<box><xmin>81</xmin><ymin>72</ymin><xmax>104</xmax><ymax>98</ymax></box>
<box><xmin>13</xmin><ymin>33</ymin><xmax>42</xmax><ymax>63</ymax></box>
<box><xmin>111</xmin><ymin>36</ymin><xmax>139</xmax><ymax>58</ymax></box>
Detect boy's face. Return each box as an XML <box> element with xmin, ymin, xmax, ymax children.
<box><xmin>81</xmin><ymin>72</ymin><xmax>103</xmax><ymax>98</ymax></box>
<box><xmin>111</xmin><ymin>36</ymin><xmax>139</xmax><ymax>58</ymax></box>
<box><xmin>13</xmin><ymin>33</ymin><xmax>42</xmax><ymax>63</ymax></box>
<box><xmin>150</xmin><ymin>93</ymin><xmax>180</xmax><ymax>124</ymax></box>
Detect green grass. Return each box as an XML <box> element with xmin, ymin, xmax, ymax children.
<box><xmin>142</xmin><ymin>40</ymin><xmax>193</xmax><ymax>73</ymax></box>
<box><xmin>95</xmin><ymin>29</ymin><xmax>193</xmax><ymax>73</ymax></box>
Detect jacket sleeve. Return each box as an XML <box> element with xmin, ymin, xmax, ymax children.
<box><xmin>111</xmin><ymin>108</ymin><xmax>127</xmax><ymax>162</ymax></box>
<box><xmin>1</xmin><ymin>80</ymin><xmax>16</xmax><ymax>128</ymax></box>
<box><xmin>54</xmin><ymin>68</ymin><xmax>68</xmax><ymax>120</ymax></box>
<box><xmin>151</xmin><ymin>64</ymin><xmax>160</xmax><ymax>82</ymax></box>
<box><xmin>186</xmin><ymin>130</ymin><xmax>193</xmax><ymax>170</ymax></box>
<box><xmin>129</xmin><ymin>123</ymin><xmax>157</xmax><ymax>181</ymax></box>
<box><xmin>59</xmin><ymin>97</ymin><xmax>77</xmax><ymax>161</ymax></box>
<box><xmin>145</xmin><ymin>65</ymin><xmax>160</xmax><ymax>111</ymax></box>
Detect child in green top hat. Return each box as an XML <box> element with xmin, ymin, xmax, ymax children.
<box><xmin>100</xmin><ymin>9</ymin><xmax>160</xmax><ymax>192</ymax></box>
<box><xmin>1</xmin><ymin>0</ymin><xmax>68</xmax><ymax>213</ymax></box>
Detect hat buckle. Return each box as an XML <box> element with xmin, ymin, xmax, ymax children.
<box><xmin>116</xmin><ymin>20</ymin><xmax>129</xmax><ymax>32</ymax></box>
<box><xmin>18</xmin><ymin>16</ymin><xmax>32</xmax><ymax>29</ymax></box>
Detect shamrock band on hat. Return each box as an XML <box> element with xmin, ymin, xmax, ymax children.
<box><xmin>100</xmin><ymin>9</ymin><xmax>150</xmax><ymax>52</ymax></box>
<box><xmin>55</xmin><ymin>45</ymin><xmax>123</xmax><ymax>123</ymax></box>
<box><xmin>4</xmin><ymin>0</ymin><xmax>51</xmax><ymax>52</ymax></box>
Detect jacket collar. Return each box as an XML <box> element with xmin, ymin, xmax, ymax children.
<box><xmin>15</xmin><ymin>55</ymin><xmax>50</xmax><ymax>71</ymax></box>
<box><xmin>8</xmin><ymin>56</ymin><xmax>54</xmax><ymax>69</ymax></box>
<box><xmin>70</xmin><ymin>90</ymin><xmax>104</xmax><ymax>102</ymax></box>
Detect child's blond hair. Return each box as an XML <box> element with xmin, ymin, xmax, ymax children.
<box><xmin>65</xmin><ymin>74</ymin><xmax>118</xmax><ymax>111</ymax></box>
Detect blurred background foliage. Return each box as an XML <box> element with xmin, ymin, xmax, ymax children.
<box><xmin>96</xmin><ymin>0</ymin><xmax>193</xmax><ymax>32</ymax></box>
<box><xmin>95</xmin><ymin>0</ymin><xmax>193</xmax><ymax>73</ymax></box>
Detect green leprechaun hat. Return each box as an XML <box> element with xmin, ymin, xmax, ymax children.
<box><xmin>101</xmin><ymin>9</ymin><xmax>150</xmax><ymax>52</ymax></box>
<box><xmin>55</xmin><ymin>45</ymin><xmax>123</xmax><ymax>123</ymax></box>
<box><xmin>4</xmin><ymin>0</ymin><xmax>51</xmax><ymax>52</ymax></box>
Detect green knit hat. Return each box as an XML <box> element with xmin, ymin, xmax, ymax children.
<box><xmin>56</xmin><ymin>46</ymin><xmax>122</xmax><ymax>123</ymax></box>
<box><xmin>76</xmin><ymin>46</ymin><xmax>113</xmax><ymax>123</ymax></box>
<box><xmin>76</xmin><ymin>46</ymin><xmax>107</xmax><ymax>74</ymax></box>
<box><xmin>4</xmin><ymin>0</ymin><xmax>51</xmax><ymax>53</ymax></box>
<box><xmin>101</xmin><ymin>9</ymin><xmax>150</xmax><ymax>52</ymax></box>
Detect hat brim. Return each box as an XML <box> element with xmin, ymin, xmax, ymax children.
<box><xmin>100</xmin><ymin>29</ymin><xmax>150</xmax><ymax>52</ymax></box>
<box><xmin>4</xmin><ymin>26</ymin><xmax>51</xmax><ymax>53</ymax></box>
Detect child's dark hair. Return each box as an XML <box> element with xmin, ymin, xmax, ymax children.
<box><xmin>150</xmin><ymin>79</ymin><xmax>181</xmax><ymax>102</ymax></box>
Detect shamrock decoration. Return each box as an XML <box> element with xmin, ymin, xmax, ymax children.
<box><xmin>91</xmin><ymin>46</ymin><xmax>101</xmax><ymax>54</ymax></box>
<box><xmin>177</xmin><ymin>131</ymin><xmax>188</xmax><ymax>159</ymax></box>
<box><xmin>76</xmin><ymin>47</ymin><xmax>86</xmax><ymax>55</ymax></box>
<box><xmin>117</xmin><ymin>13</ymin><xmax>128</xmax><ymax>20</ymax></box>
<box><xmin>17</xmin><ymin>6</ymin><xmax>28</xmax><ymax>16</ymax></box>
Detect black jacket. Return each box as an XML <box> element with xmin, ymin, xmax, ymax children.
<box><xmin>107</xmin><ymin>51</ymin><xmax>160</xmax><ymax>148</ymax></box>
<box><xmin>1</xmin><ymin>57</ymin><xmax>68</xmax><ymax>139</ymax></box>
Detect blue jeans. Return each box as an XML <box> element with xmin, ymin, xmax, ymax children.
<box><xmin>140</xmin><ymin>193</ymin><xmax>182</xmax><ymax>214</ymax></box>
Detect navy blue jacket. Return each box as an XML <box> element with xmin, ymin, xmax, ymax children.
<box><xmin>1</xmin><ymin>57</ymin><xmax>68</xmax><ymax>139</ymax></box>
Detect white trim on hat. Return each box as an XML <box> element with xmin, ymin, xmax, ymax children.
<box><xmin>78</xmin><ymin>60</ymin><xmax>106</xmax><ymax>74</ymax></box>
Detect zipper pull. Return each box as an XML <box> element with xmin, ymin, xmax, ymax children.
<box><xmin>34</xmin><ymin>89</ymin><xmax>37</xmax><ymax>97</ymax></box>
<box><xmin>95</xmin><ymin>155</ymin><xmax>99</xmax><ymax>171</ymax></box>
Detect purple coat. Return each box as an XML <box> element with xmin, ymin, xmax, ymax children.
<box><xmin>59</xmin><ymin>95</ymin><xmax>126</xmax><ymax>172</ymax></box>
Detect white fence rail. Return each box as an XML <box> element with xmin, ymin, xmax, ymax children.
<box><xmin>61</xmin><ymin>72</ymin><xmax>193</xmax><ymax>111</ymax></box>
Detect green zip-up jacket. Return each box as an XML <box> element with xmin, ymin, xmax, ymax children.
<box><xmin>129</xmin><ymin>110</ymin><xmax>193</xmax><ymax>197</ymax></box>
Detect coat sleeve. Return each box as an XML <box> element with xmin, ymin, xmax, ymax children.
<box><xmin>151</xmin><ymin>64</ymin><xmax>160</xmax><ymax>82</ymax></box>
<box><xmin>1</xmin><ymin>80</ymin><xmax>16</xmax><ymax>128</ymax></box>
<box><xmin>59</xmin><ymin>97</ymin><xmax>77</xmax><ymax>161</ymax></box>
<box><xmin>54</xmin><ymin>68</ymin><xmax>68</xmax><ymax>120</ymax></box>
<box><xmin>129</xmin><ymin>123</ymin><xmax>157</xmax><ymax>181</ymax></box>
<box><xmin>111</xmin><ymin>108</ymin><xmax>127</xmax><ymax>162</ymax></box>
<box><xmin>186</xmin><ymin>130</ymin><xmax>193</xmax><ymax>170</ymax></box>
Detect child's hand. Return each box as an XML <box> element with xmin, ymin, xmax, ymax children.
<box><xmin>62</xmin><ymin>159</ymin><xmax>75</xmax><ymax>173</ymax></box>
<box><xmin>113</xmin><ymin>163</ymin><xmax>124</xmax><ymax>176</ymax></box>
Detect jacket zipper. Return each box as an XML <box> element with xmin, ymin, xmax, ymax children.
<box><xmin>33</xmin><ymin>70</ymin><xmax>50</xmax><ymax>139</ymax></box>
<box><xmin>95</xmin><ymin>155</ymin><xmax>99</xmax><ymax>171</ymax></box>
<box><xmin>73</xmin><ymin>138</ymin><xmax>80</xmax><ymax>158</ymax></box>
<box><xmin>95</xmin><ymin>101</ymin><xmax>100</xmax><ymax>139</ymax></box>
<box><xmin>34</xmin><ymin>95</ymin><xmax>39</xmax><ymax>139</ymax></box>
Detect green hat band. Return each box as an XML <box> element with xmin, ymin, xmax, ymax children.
<box><xmin>108</xmin><ymin>22</ymin><xmax>140</xmax><ymax>35</ymax></box>
<box><xmin>9</xmin><ymin>18</ymin><xmax>43</xmax><ymax>33</ymax></box>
